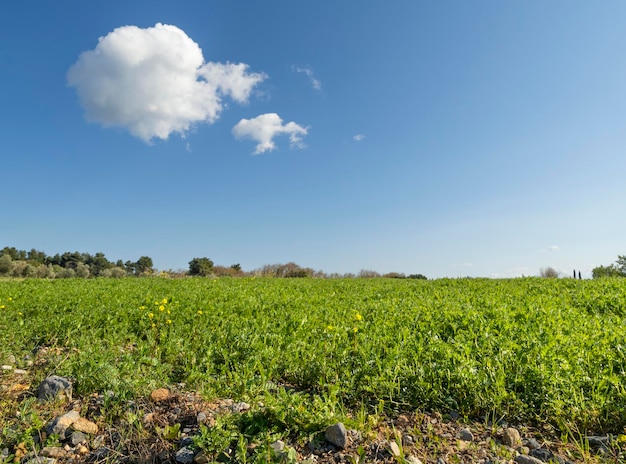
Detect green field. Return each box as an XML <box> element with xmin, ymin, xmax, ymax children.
<box><xmin>1</xmin><ymin>277</ymin><xmax>626</xmax><ymax>439</ymax></box>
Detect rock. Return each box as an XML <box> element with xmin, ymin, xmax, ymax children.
<box><xmin>150</xmin><ymin>388</ymin><xmax>170</xmax><ymax>402</ymax></box>
<box><xmin>24</xmin><ymin>458</ymin><xmax>57</xmax><ymax>464</ymax></box>
<box><xmin>1</xmin><ymin>365</ymin><xmax>12</xmax><ymax>370</ymax></box>
<box><xmin>503</xmin><ymin>428</ymin><xmax>522</xmax><ymax>447</ymax></box>
<box><xmin>40</xmin><ymin>447</ymin><xmax>69</xmax><ymax>459</ymax></box>
<box><xmin>77</xmin><ymin>445</ymin><xmax>89</xmax><ymax>455</ymax></box>
<box><xmin>406</xmin><ymin>456</ymin><xmax>423</xmax><ymax>464</ymax></box>
<box><xmin>70</xmin><ymin>431</ymin><xmax>87</xmax><ymax>446</ymax></box>
<box><xmin>231</xmin><ymin>402</ymin><xmax>250</xmax><ymax>413</ymax></box>
<box><xmin>526</xmin><ymin>438</ymin><xmax>541</xmax><ymax>450</ymax></box>
<box><xmin>7</xmin><ymin>354</ymin><xmax>16</xmax><ymax>364</ymax></box>
<box><xmin>71</xmin><ymin>418</ymin><xmax>98</xmax><ymax>434</ymax></box>
<box><xmin>325</xmin><ymin>422</ymin><xmax>348</xmax><ymax>449</ymax></box>
<box><xmin>586</xmin><ymin>436</ymin><xmax>609</xmax><ymax>447</ymax></box>
<box><xmin>530</xmin><ymin>448</ymin><xmax>552</xmax><ymax>461</ymax></box>
<box><xmin>389</xmin><ymin>441</ymin><xmax>401</xmax><ymax>457</ymax></box>
<box><xmin>194</xmin><ymin>451</ymin><xmax>209</xmax><ymax>464</ymax></box>
<box><xmin>14</xmin><ymin>369</ymin><xmax>27</xmax><ymax>375</ymax></box>
<box><xmin>143</xmin><ymin>412</ymin><xmax>156</xmax><ymax>424</ymax></box>
<box><xmin>402</xmin><ymin>434</ymin><xmax>414</xmax><ymax>446</ymax></box>
<box><xmin>175</xmin><ymin>446</ymin><xmax>195</xmax><ymax>464</ymax></box>
<box><xmin>47</xmin><ymin>410</ymin><xmax>80</xmax><ymax>436</ymax></box>
<box><xmin>518</xmin><ymin>446</ymin><xmax>530</xmax><ymax>455</ymax></box>
<box><xmin>196</xmin><ymin>411</ymin><xmax>208</xmax><ymax>424</ymax></box>
<box><xmin>270</xmin><ymin>440</ymin><xmax>285</xmax><ymax>453</ymax></box>
<box><xmin>37</xmin><ymin>376</ymin><xmax>72</xmax><ymax>402</ymax></box>
<box><xmin>514</xmin><ymin>456</ymin><xmax>544</xmax><ymax>464</ymax></box>
<box><xmin>459</xmin><ymin>428</ymin><xmax>474</xmax><ymax>441</ymax></box>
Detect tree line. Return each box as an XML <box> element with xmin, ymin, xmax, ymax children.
<box><xmin>592</xmin><ymin>255</ymin><xmax>626</xmax><ymax>279</ymax></box>
<box><xmin>0</xmin><ymin>246</ymin><xmax>428</xmax><ymax>280</ymax></box>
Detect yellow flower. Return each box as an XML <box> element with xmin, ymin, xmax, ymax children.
<box><xmin>354</xmin><ymin>312</ymin><xmax>363</xmax><ymax>322</ymax></box>
<box><xmin>167</xmin><ymin>310</ymin><xmax>171</xmax><ymax>315</ymax></box>
<box><xmin>7</xmin><ymin>297</ymin><xmax>12</xmax><ymax>301</ymax></box>
<box><xmin>161</xmin><ymin>298</ymin><xmax>168</xmax><ymax>304</ymax></box>
<box><xmin>166</xmin><ymin>319</ymin><xmax>172</xmax><ymax>324</ymax></box>
<box><xmin>154</xmin><ymin>301</ymin><xmax>159</xmax><ymax>305</ymax></box>
<box><xmin>139</xmin><ymin>306</ymin><xmax>146</xmax><ymax>310</ymax></box>
<box><xmin>196</xmin><ymin>310</ymin><xmax>203</xmax><ymax>315</ymax></box>
<box><xmin>159</xmin><ymin>305</ymin><xmax>165</xmax><ymax>311</ymax></box>
<box><xmin>148</xmin><ymin>312</ymin><xmax>154</xmax><ymax>319</ymax></box>
<box><xmin>0</xmin><ymin>305</ymin><xmax>4</xmax><ymax>309</ymax></box>
<box><xmin>353</xmin><ymin>327</ymin><xmax>359</xmax><ymax>333</ymax></box>
<box><xmin>326</xmin><ymin>325</ymin><xmax>334</xmax><ymax>331</ymax></box>
<box><xmin>151</xmin><ymin>323</ymin><xmax>156</xmax><ymax>328</ymax></box>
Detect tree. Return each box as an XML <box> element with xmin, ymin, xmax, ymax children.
<box><xmin>0</xmin><ymin>254</ymin><xmax>13</xmax><ymax>275</ymax></box>
<box><xmin>188</xmin><ymin>257</ymin><xmax>214</xmax><ymax>276</ymax></box>
<box><xmin>592</xmin><ymin>264</ymin><xmax>622</xmax><ymax>278</ymax></box>
<box><xmin>135</xmin><ymin>256</ymin><xmax>154</xmax><ymax>275</ymax></box>
<box><xmin>540</xmin><ymin>267</ymin><xmax>559</xmax><ymax>278</ymax></box>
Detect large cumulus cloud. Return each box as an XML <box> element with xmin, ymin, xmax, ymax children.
<box><xmin>67</xmin><ymin>23</ymin><xmax>266</xmax><ymax>142</ymax></box>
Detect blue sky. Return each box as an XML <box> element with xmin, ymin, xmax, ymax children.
<box><xmin>1</xmin><ymin>1</ymin><xmax>625</xmax><ymax>278</ymax></box>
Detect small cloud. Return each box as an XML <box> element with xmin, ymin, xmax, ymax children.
<box><xmin>292</xmin><ymin>66</ymin><xmax>321</xmax><ymax>91</ymax></box>
<box><xmin>453</xmin><ymin>262</ymin><xmax>473</xmax><ymax>268</ymax></box>
<box><xmin>353</xmin><ymin>134</ymin><xmax>365</xmax><ymax>142</ymax></box>
<box><xmin>541</xmin><ymin>245</ymin><xmax>560</xmax><ymax>253</ymax></box>
<box><xmin>67</xmin><ymin>23</ymin><xmax>266</xmax><ymax>143</ymax></box>
<box><xmin>232</xmin><ymin>113</ymin><xmax>308</xmax><ymax>154</ymax></box>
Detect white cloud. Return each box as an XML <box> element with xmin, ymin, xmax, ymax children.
<box><xmin>541</xmin><ymin>245</ymin><xmax>560</xmax><ymax>252</ymax></box>
<box><xmin>292</xmin><ymin>66</ymin><xmax>321</xmax><ymax>91</ymax></box>
<box><xmin>67</xmin><ymin>23</ymin><xmax>266</xmax><ymax>142</ymax></box>
<box><xmin>232</xmin><ymin>113</ymin><xmax>308</xmax><ymax>154</ymax></box>
<box><xmin>353</xmin><ymin>134</ymin><xmax>365</xmax><ymax>142</ymax></box>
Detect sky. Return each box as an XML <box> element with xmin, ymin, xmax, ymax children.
<box><xmin>1</xmin><ymin>1</ymin><xmax>625</xmax><ymax>278</ymax></box>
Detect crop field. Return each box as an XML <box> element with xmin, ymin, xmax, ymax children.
<box><xmin>1</xmin><ymin>277</ymin><xmax>626</xmax><ymax>462</ymax></box>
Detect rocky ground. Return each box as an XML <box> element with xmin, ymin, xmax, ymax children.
<box><xmin>1</xmin><ymin>365</ymin><xmax>624</xmax><ymax>464</ymax></box>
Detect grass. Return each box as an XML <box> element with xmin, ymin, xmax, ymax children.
<box><xmin>1</xmin><ymin>276</ymin><xmax>626</xmax><ymax>460</ymax></box>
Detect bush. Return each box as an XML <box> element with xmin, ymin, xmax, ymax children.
<box><xmin>0</xmin><ymin>254</ymin><xmax>13</xmax><ymax>275</ymax></box>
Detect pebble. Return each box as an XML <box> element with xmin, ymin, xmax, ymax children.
<box><xmin>325</xmin><ymin>422</ymin><xmax>348</xmax><ymax>449</ymax></box>
<box><xmin>70</xmin><ymin>431</ymin><xmax>87</xmax><ymax>446</ymax></box>
<box><xmin>71</xmin><ymin>417</ymin><xmax>98</xmax><ymax>434</ymax></box>
<box><xmin>389</xmin><ymin>441</ymin><xmax>401</xmax><ymax>457</ymax></box>
<box><xmin>406</xmin><ymin>457</ymin><xmax>423</xmax><ymax>464</ymax></box>
<box><xmin>270</xmin><ymin>440</ymin><xmax>285</xmax><ymax>453</ymax></box>
<box><xmin>230</xmin><ymin>402</ymin><xmax>250</xmax><ymax>413</ymax></box>
<box><xmin>526</xmin><ymin>438</ymin><xmax>541</xmax><ymax>449</ymax></box>
<box><xmin>150</xmin><ymin>388</ymin><xmax>170</xmax><ymax>402</ymax></box>
<box><xmin>40</xmin><ymin>447</ymin><xmax>68</xmax><ymax>459</ymax></box>
<box><xmin>459</xmin><ymin>428</ymin><xmax>474</xmax><ymax>441</ymax></box>
<box><xmin>514</xmin><ymin>456</ymin><xmax>544</xmax><ymax>464</ymax></box>
<box><xmin>1</xmin><ymin>365</ymin><xmax>12</xmax><ymax>370</ymax></box>
<box><xmin>175</xmin><ymin>446</ymin><xmax>195</xmax><ymax>464</ymax></box>
<box><xmin>503</xmin><ymin>427</ymin><xmax>522</xmax><ymax>447</ymax></box>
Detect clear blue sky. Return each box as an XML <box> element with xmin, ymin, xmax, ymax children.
<box><xmin>2</xmin><ymin>1</ymin><xmax>625</xmax><ymax>278</ymax></box>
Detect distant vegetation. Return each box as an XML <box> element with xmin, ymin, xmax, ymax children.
<box><xmin>592</xmin><ymin>255</ymin><xmax>626</xmax><ymax>279</ymax></box>
<box><xmin>0</xmin><ymin>246</ymin><xmax>427</xmax><ymax>280</ymax></box>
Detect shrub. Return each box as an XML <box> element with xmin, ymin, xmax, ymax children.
<box><xmin>540</xmin><ymin>267</ymin><xmax>559</xmax><ymax>278</ymax></box>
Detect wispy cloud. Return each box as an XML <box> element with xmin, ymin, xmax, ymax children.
<box><xmin>292</xmin><ymin>66</ymin><xmax>322</xmax><ymax>91</ymax></box>
<box><xmin>541</xmin><ymin>245</ymin><xmax>560</xmax><ymax>252</ymax></box>
<box><xmin>353</xmin><ymin>134</ymin><xmax>365</xmax><ymax>142</ymax></box>
<box><xmin>232</xmin><ymin>113</ymin><xmax>308</xmax><ymax>154</ymax></box>
<box><xmin>67</xmin><ymin>23</ymin><xmax>266</xmax><ymax>143</ymax></box>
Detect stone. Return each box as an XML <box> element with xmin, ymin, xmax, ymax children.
<box><xmin>459</xmin><ymin>428</ymin><xmax>474</xmax><ymax>441</ymax></box>
<box><xmin>40</xmin><ymin>447</ymin><xmax>68</xmax><ymax>459</ymax></box>
<box><xmin>24</xmin><ymin>458</ymin><xmax>57</xmax><ymax>464</ymax></box>
<box><xmin>175</xmin><ymin>446</ymin><xmax>195</xmax><ymax>464</ymax></box>
<box><xmin>389</xmin><ymin>441</ymin><xmax>401</xmax><ymax>457</ymax></box>
<box><xmin>526</xmin><ymin>438</ymin><xmax>541</xmax><ymax>450</ymax></box>
<box><xmin>586</xmin><ymin>436</ymin><xmax>609</xmax><ymax>447</ymax></box>
<box><xmin>37</xmin><ymin>376</ymin><xmax>72</xmax><ymax>402</ymax></box>
<box><xmin>406</xmin><ymin>456</ymin><xmax>423</xmax><ymax>464</ymax></box>
<box><xmin>77</xmin><ymin>445</ymin><xmax>89</xmax><ymax>455</ymax></box>
<box><xmin>71</xmin><ymin>418</ymin><xmax>98</xmax><ymax>434</ymax></box>
<box><xmin>270</xmin><ymin>440</ymin><xmax>285</xmax><ymax>453</ymax></box>
<box><xmin>503</xmin><ymin>428</ymin><xmax>522</xmax><ymax>447</ymax></box>
<box><xmin>530</xmin><ymin>448</ymin><xmax>551</xmax><ymax>461</ymax></box>
<box><xmin>325</xmin><ymin>422</ymin><xmax>348</xmax><ymax>449</ymax></box>
<box><xmin>231</xmin><ymin>402</ymin><xmax>250</xmax><ymax>413</ymax></box>
<box><xmin>150</xmin><ymin>388</ymin><xmax>170</xmax><ymax>402</ymax></box>
<box><xmin>14</xmin><ymin>369</ymin><xmax>27</xmax><ymax>375</ymax></box>
<box><xmin>514</xmin><ymin>456</ymin><xmax>544</xmax><ymax>464</ymax></box>
<box><xmin>1</xmin><ymin>365</ymin><xmax>12</xmax><ymax>370</ymax></box>
<box><xmin>70</xmin><ymin>431</ymin><xmax>87</xmax><ymax>446</ymax></box>
<box><xmin>47</xmin><ymin>410</ymin><xmax>80</xmax><ymax>437</ymax></box>
<box><xmin>194</xmin><ymin>451</ymin><xmax>209</xmax><ymax>464</ymax></box>
<box><xmin>196</xmin><ymin>411</ymin><xmax>208</xmax><ymax>424</ymax></box>
<box><xmin>402</xmin><ymin>434</ymin><xmax>414</xmax><ymax>446</ymax></box>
